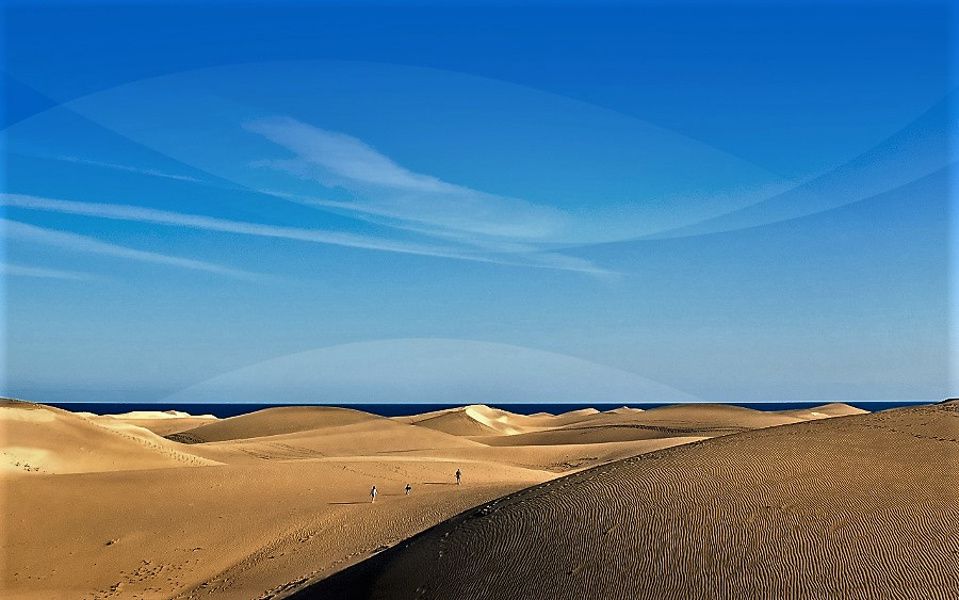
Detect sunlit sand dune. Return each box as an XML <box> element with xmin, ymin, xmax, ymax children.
<box><xmin>92</xmin><ymin>410</ymin><xmax>219</xmax><ymax>437</ymax></box>
<box><xmin>296</xmin><ymin>401</ymin><xmax>958</xmax><ymax>600</ymax></box>
<box><xmin>185</xmin><ymin>416</ymin><xmax>486</xmax><ymax>465</ymax></box>
<box><xmin>7</xmin><ymin>398</ymin><xmax>930</xmax><ymax>600</ymax></box>
<box><xmin>0</xmin><ymin>400</ymin><xmax>218</xmax><ymax>474</ymax></box>
<box><xmin>398</xmin><ymin>404</ymin><xmax>552</xmax><ymax>436</ymax></box>
<box><xmin>605</xmin><ymin>402</ymin><xmax>804</xmax><ymax>430</ymax></box>
<box><xmin>168</xmin><ymin>406</ymin><xmax>382</xmax><ymax>443</ymax></box>
<box><xmin>537</xmin><ymin>407</ymin><xmax>601</xmax><ymax>427</ymax></box>
<box><xmin>778</xmin><ymin>402</ymin><xmax>868</xmax><ymax>421</ymax></box>
<box><xmin>475</xmin><ymin>403</ymin><xmax>803</xmax><ymax>446</ymax></box>
<box><xmin>3</xmin><ymin>401</ymin><xmax>548</xmax><ymax>600</ymax></box>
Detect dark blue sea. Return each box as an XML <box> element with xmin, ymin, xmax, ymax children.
<box><xmin>47</xmin><ymin>400</ymin><xmax>934</xmax><ymax>418</ymax></box>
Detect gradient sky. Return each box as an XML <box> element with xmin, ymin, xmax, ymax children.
<box><xmin>1</xmin><ymin>1</ymin><xmax>954</xmax><ymax>404</ymax></box>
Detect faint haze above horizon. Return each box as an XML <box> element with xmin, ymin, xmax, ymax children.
<box><xmin>1</xmin><ymin>1</ymin><xmax>954</xmax><ymax>404</ymax></box>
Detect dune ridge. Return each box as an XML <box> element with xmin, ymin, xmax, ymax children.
<box><xmin>295</xmin><ymin>402</ymin><xmax>957</xmax><ymax>599</ymax></box>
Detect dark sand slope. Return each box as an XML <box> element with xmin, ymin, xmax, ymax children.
<box><xmin>293</xmin><ymin>402</ymin><xmax>959</xmax><ymax>600</ymax></box>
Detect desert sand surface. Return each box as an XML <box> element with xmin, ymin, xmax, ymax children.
<box><xmin>297</xmin><ymin>400</ymin><xmax>959</xmax><ymax>600</ymax></box>
<box><xmin>0</xmin><ymin>401</ymin><xmax>219</xmax><ymax>474</ymax></box>
<box><xmin>2</xmin><ymin>398</ymin><xmax>907</xmax><ymax>599</ymax></box>
<box><xmin>97</xmin><ymin>411</ymin><xmax>219</xmax><ymax>437</ymax></box>
<box><xmin>777</xmin><ymin>401</ymin><xmax>869</xmax><ymax>421</ymax></box>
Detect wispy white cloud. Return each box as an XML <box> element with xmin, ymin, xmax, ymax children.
<box><xmin>3</xmin><ymin>194</ymin><xmax>611</xmax><ymax>275</ymax></box>
<box><xmin>3</xmin><ymin>194</ymin><xmax>464</xmax><ymax>256</ymax></box>
<box><xmin>56</xmin><ymin>156</ymin><xmax>202</xmax><ymax>183</ymax></box>
<box><xmin>247</xmin><ymin>120</ymin><xmax>455</xmax><ymax>193</ymax></box>
<box><xmin>245</xmin><ymin>117</ymin><xmax>568</xmax><ymax>240</ymax></box>
<box><xmin>0</xmin><ymin>262</ymin><xmax>95</xmax><ymax>281</ymax></box>
<box><xmin>1</xmin><ymin>218</ymin><xmax>258</xmax><ymax>280</ymax></box>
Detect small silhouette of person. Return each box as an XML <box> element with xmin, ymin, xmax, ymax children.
<box><xmin>405</xmin><ymin>483</ymin><xmax>412</xmax><ymax>495</ymax></box>
<box><xmin>370</xmin><ymin>485</ymin><xmax>377</xmax><ymax>503</ymax></box>
<box><xmin>455</xmin><ymin>468</ymin><xmax>462</xmax><ymax>486</ymax></box>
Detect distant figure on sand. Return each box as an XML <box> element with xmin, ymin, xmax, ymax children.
<box><xmin>405</xmin><ymin>483</ymin><xmax>412</xmax><ymax>495</ymax></box>
<box><xmin>455</xmin><ymin>469</ymin><xmax>462</xmax><ymax>485</ymax></box>
<box><xmin>370</xmin><ymin>485</ymin><xmax>377</xmax><ymax>503</ymax></box>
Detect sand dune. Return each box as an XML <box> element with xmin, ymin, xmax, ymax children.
<box><xmin>603</xmin><ymin>402</ymin><xmax>804</xmax><ymax>429</ymax></box>
<box><xmin>381</xmin><ymin>437</ymin><xmax>710</xmax><ymax>474</ymax></box>
<box><xmin>169</xmin><ymin>406</ymin><xmax>382</xmax><ymax>443</ymax></box>
<box><xmin>298</xmin><ymin>402</ymin><xmax>957</xmax><ymax>599</ymax></box>
<box><xmin>404</xmin><ymin>407</ymin><xmax>504</xmax><ymax>436</ymax></box>
<box><xmin>778</xmin><ymin>402</ymin><xmax>868</xmax><ymax>420</ymax></box>
<box><xmin>92</xmin><ymin>410</ymin><xmax>219</xmax><ymax>436</ymax></box>
<box><xmin>190</xmin><ymin>416</ymin><xmax>485</xmax><ymax>465</ymax></box>
<box><xmin>399</xmin><ymin>404</ymin><xmax>552</xmax><ymax>436</ymax></box>
<box><xmin>3</xmin><ymin>401</ymin><xmax>550</xmax><ymax>600</ymax></box>
<box><xmin>559</xmin><ymin>407</ymin><xmax>599</xmax><ymax>416</ymax></box>
<box><xmin>3</xmin><ymin>398</ymin><xmax>897</xmax><ymax>599</ymax></box>
<box><xmin>473</xmin><ymin>426</ymin><xmax>675</xmax><ymax>446</ymax></box>
<box><xmin>475</xmin><ymin>403</ymin><xmax>804</xmax><ymax>447</ymax></box>
<box><xmin>0</xmin><ymin>400</ymin><xmax>218</xmax><ymax>474</ymax></box>
<box><xmin>105</xmin><ymin>409</ymin><xmax>217</xmax><ymax>420</ymax></box>
<box><xmin>604</xmin><ymin>406</ymin><xmax>644</xmax><ymax>415</ymax></box>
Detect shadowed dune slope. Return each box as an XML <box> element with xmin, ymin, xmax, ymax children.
<box><xmin>294</xmin><ymin>402</ymin><xmax>958</xmax><ymax>600</ymax></box>
<box><xmin>169</xmin><ymin>406</ymin><xmax>381</xmax><ymax>443</ymax></box>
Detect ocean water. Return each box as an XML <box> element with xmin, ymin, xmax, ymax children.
<box><xmin>47</xmin><ymin>400</ymin><xmax>934</xmax><ymax>419</ymax></box>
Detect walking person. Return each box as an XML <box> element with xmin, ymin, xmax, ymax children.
<box><xmin>405</xmin><ymin>483</ymin><xmax>412</xmax><ymax>495</ymax></box>
<box><xmin>455</xmin><ymin>468</ymin><xmax>462</xmax><ymax>486</ymax></box>
<box><xmin>370</xmin><ymin>485</ymin><xmax>377</xmax><ymax>503</ymax></box>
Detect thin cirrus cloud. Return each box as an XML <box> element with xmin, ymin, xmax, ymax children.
<box><xmin>245</xmin><ymin>116</ymin><xmax>569</xmax><ymax>241</ymax></box>
<box><xmin>0</xmin><ymin>262</ymin><xmax>95</xmax><ymax>281</ymax></box>
<box><xmin>2</xmin><ymin>193</ymin><xmax>610</xmax><ymax>275</ymax></box>
<box><xmin>1</xmin><ymin>218</ymin><xmax>257</xmax><ymax>279</ymax></box>
<box><xmin>56</xmin><ymin>155</ymin><xmax>202</xmax><ymax>183</ymax></box>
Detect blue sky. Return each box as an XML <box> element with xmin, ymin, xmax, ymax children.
<box><xmin>1</xmin><ymin>1</ymin><xmax>954</xmax><ymax>404</ymax></box>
